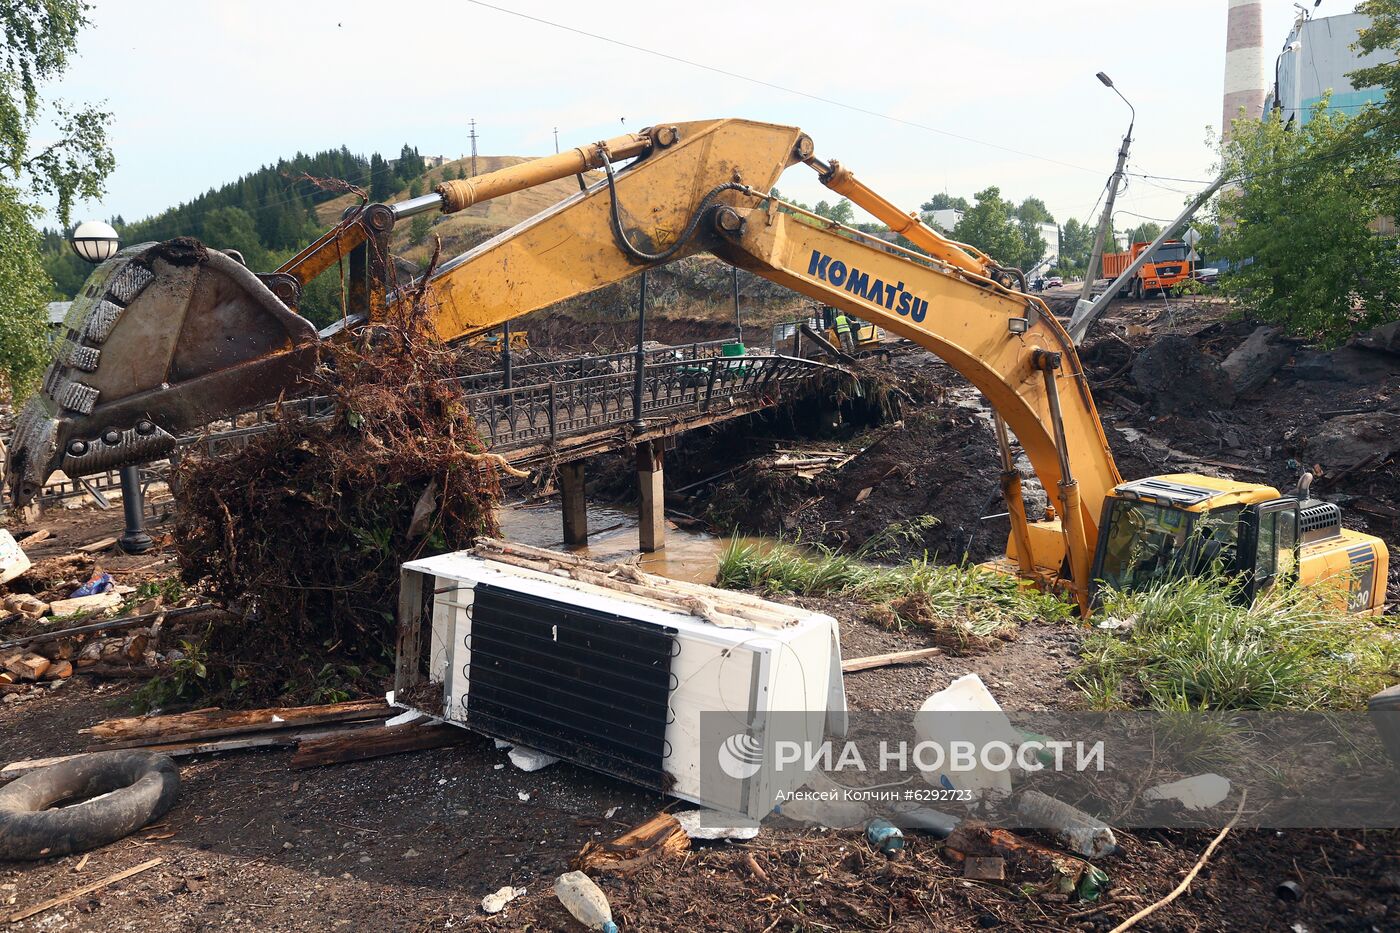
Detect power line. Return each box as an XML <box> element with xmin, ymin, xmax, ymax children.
<box><xmin>460</xmin><ymin>0</ymin><xmax>1110</xmax><ymax>177</ymax></box>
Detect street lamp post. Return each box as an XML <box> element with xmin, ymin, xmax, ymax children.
<box><xmin>69</xmin><ymin>221</ymin><xmax>153</xmax><ymax>555</ymax></box>
<box><xmin>1075</xmin><ymin>73</ymin><xmax>1136</xmax><ymax>312</ymax></box>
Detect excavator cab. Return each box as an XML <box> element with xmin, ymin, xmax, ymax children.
<box><xmin>1089</xmin><ymin>474</ymin><xmax>1388</xmax><ymax>613</ymax></box>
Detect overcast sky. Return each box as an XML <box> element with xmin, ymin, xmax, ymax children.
<box><xmin>40</xmin><ymin>0</ymin><xmax>1331</xmax><ymax>236</ymax></box>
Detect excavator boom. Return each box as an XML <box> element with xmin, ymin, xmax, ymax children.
<box><xmin>6</xmin><ymin>116</ymin><xmax>1121</xmax><ymax>607</ymax></box>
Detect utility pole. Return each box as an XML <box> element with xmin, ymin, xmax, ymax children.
<box><xmin>469</xmin><ymin>119</ymin><xmax>478</xmax><ymax>177</ymax></box>
<box><xmin>1076</xmin><ymin>72</ymin><xmax>1135</xmax><ymax>315</ymax></box>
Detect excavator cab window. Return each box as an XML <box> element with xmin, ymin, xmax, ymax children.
<box><xmin>1093</xmin><ymin>499</ymin><xmax>1194</xmax><ymax>594</ymax></box>
<box><xmin>1240</xmin><ymin>498</ymin><xmax>1300</xmax><ymax>600</ymax></box>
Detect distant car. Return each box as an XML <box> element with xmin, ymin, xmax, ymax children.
<box><xmin>1045</xmin><ymin>275</ymin><xmax>1064</xmax><ymax>288</ymax></box>
<box><xmin>1192</xmin><ymin>267</ymin><xmax>1220</xmax><ymax>286</ymax></box>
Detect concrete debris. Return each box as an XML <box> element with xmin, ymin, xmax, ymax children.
<box><xmin>1143</xmin><ymin>773</ymin><xmax>1232</xmax><ymax>811</ymax></box>
<box><xmin>481</xmin><ymin>885</ymin><xmax>525</xmax><ymax>914</ymax></box>
<box><xmin>673</xmin><ymin>809</ymin><xmax>760</xmax><ymax>841</ymax></box>
<box><xmin>507</xmin><ymin>746</ymin><xmax>560</xmax><ymax>772</ymax></box>
<box><xmin>1220</xmin><ymin>326</ymin><xmax>1292</xmax><ymax>395</ymax></box>
<box><xmin>0</xmin><ymin>531</ymin><xmax>31</xmax><ymax>586</ymax></box>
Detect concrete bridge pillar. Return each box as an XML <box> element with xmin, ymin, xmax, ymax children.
<box><xmin>560</xmin><ymin>460</ymin><xmax>588</xmax><ymax>546</ymax></box>
<box><xmin>636</xmin><ymin>440</ymin><xmax>665</xmax><ymax>553</ymax></box>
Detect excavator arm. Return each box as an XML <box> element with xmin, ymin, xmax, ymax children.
<box><xmin>6</xmin><ymin>117</ymin><xmax>1120</xmax><ymax>607</ymax></box>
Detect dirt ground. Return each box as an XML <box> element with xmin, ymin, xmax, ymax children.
<box><xmin>2</xmin><ymin>507</ymin><xmax>1398</xmax><ymax>931</ymax></box>
<box><xmin>3</xmin><ymin>295</ymin><xmax>1400</xmax><ymax>930</ymax></box>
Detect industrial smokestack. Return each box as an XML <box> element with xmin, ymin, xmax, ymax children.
<box><xmin>1222</xmin><ymin>0</ymin><xmax>1268</xmax><ymax>141</ymax></box>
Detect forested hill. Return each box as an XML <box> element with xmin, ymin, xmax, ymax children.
<box><xmin>40</xmin><ymin>144</ymin><xmax>434</xmax><ymax>320</ymax></box>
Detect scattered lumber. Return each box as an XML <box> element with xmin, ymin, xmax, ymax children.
<box><xmin>841</xmin><ymin>647</ymin><xmax>943</xmax><ymax>673</ymax></box>
<box><xmin>3</xmin><ymin>857</ymin><xmax>162</xmax><ymax>924</ymax></box>
<box><xmin>571</xmin><ymin>812</ymin><xmax>690</xmax><ymax>875</ymax></box>
<box><xmin>1</xmin><ymin>726</ymin><xmax>361</xmax><ymax>782</ymax></box>
<box><xmin>48</xmin><ymin>591</ymin><xmax>123</xmax><ymax>617</ymax></box>
<box><xmin>291</xmin><ymin>722</ymin><xmax>469</xmax><ymax>769</ymax></box>
<box><xmin>1</xmin><ymin>651</ymin><xmax>51</xmax><ymax>681</ymax></box>
<box><xmin>84</xmin><ymin>698</ymin><xmax>387</xmax><ymax>747</ymax></box>
<box><xmin>474</xmin><ymin>538</ymin><xmax>798</xmax><ymax>630</ymax></box>
<box><xmin>0</xmin><ymin>604</ymin><xmax>221</xmax><ymax>652</ymax></box>
<box><xmin>76</xmin><ymin>536</ymin><xmax>119</xmax><ymax>553</ymax></box>
<box><xmin>2</xmin><ymin>594</ymin><xmax>48</xmax><ymax>620</ymax></box>
<box><xmin>16</xmin><ymin>529</ymin><xmax>52</xmax><ymax>547</ymax></box>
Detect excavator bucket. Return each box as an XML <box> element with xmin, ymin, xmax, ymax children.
<box><xmin>6</xmin><ymin>238</ymin><xmax>321</xmax><ymax>507</ymax></box>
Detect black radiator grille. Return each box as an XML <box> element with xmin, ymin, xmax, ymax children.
<box><xmin>465</xmin><ymin>583</ymin><xmax>676</xmax><ymax>790</ymax></box>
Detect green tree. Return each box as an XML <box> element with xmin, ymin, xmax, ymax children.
<box><xmin>0</xmin><ymin>189</ymin><xmax>51</xmax><ymax>399</ymax></box>
<box><xmin>1125</xmin><ymin>222</ymin><xmax>1162</xmax><ymax>245</ymax></box>
<box><xmin>0</xmin><ymin>1</ymin><xmax>114</xmax><ymax>400</ymax></box>
<box><xmin>202</xmin><ymin>206</ymin><xmax>267</xmax><ymax>268</ymax></box>
<box><xmin>812</xmin><ymin>198</ymin><xmax>854</xmax><ymax>224</ymax></box>
<box><xmin>1059</xmin><ymin>218</ymin><xmax>1094</xmax><ymax>276</ymax></box>
<box><xmin>369</xmin><ymin>153</ymin><xmax>394</xmax><ymax>201</ymax></box>
<box><xmin>1213</xmin><ymin>104</ymin><xmax>1400</xmax><ymax>345</ymax></box>
<box><xmin>408</xmin><ymin>214</ymin><xmax>432</xmax><ymax>246</ymax></box>
<box><xmin>396</xmin><ymin>144</ymin><xmax>424</xmax><ymax>182</ymax></box>
<box><xmin>953</xmin><ymin>186</ymin><xmax>1026</xmax><ymax>268</ymax></box>
<box><xmin>920</xmin><ymin>192</ymin><xmax>969</xmax><ymax>212</ymax></box>
<box><xmin>1350</xmin><ymin>1</ymin><xmax>1400</xmax><ymax>221</ymax></box>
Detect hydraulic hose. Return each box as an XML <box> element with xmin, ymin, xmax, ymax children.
<box><xmin>599</xmin><ymin>148</ymin><xmax>751</xmax><ymax>264</ymax></box>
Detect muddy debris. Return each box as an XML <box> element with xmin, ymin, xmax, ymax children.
<box><xmin>170</xmin><ymin>264</ymin><xmax>505</xmax><ymax>705</ymax></box>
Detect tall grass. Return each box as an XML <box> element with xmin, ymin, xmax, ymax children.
<box><xmin>1075</xmin><ymin>575</ymin><xmax>1400</xmax><ymax>711</ymax></box>
<box><xmin>716</xmin><ymin>523</ymin><xmax>1071</xmax><ymax>648</ymax></box>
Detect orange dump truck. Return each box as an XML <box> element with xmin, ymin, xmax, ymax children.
<box><xmin>1102</xmin><ymin>240</ymin><xmax>1194</xmax><ymax>299</ymax></box>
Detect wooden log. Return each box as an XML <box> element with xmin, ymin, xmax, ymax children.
<box><xmin>0</xmin><ymin>604</ymin><xmax>222</xmax><ymax>652</ymax></box>
<box><xmin>3</xmin><ymin>857</ymin><xmax>162</xmax><ymax>924</ymax></box>
<box><xmin>2</xmin><ymin>651</ymin><xmax>51</xmax><ymax>681</ymax></box>
<box><xmin>571</xmin><ymin>812</ymin><xmax>690</xmax><ymax>875</ymax></box>
<box><xmin>43</xmin><ymin>660</ymin><xmax>74</xmax><ymax>680</ymax></box>
<box><xmin>2</xmin><ymin>594</ymin><xmax>49</xmax><ymax>620</ymax></box>
<box><xmin>841</xmin><ymin>647</ymin><xmax>943</xmax><ymax>673</ymax></box>
<box><xmin>290</xmin><ymin>722</ymin><xmax>470</xmax><ymax>769</ymax></box>
<box><xmin>84</xmin><ymin>697</ymin><xmax>387</xmax><ymax>744</ymax></box>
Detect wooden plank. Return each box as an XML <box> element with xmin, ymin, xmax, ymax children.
<box><xmin>3</xmin><ymin>858</ymin><xmax>162</xmax><ymax>923</ymax></box>
<box><xmin>1</xmin><ymin>725</ymin><xmax>362</xmax><ymax>781</ymax></box>
<box><xmin>0</xmin><ymin>604</ymin><xmax>220</xmax><ymax>652</ymax></box>
<box><xmin>394</xmin><ymin>568</ymin><xmax>427</xmax><ymax>692</ymax></box>
<box><xmin>83</xmin><ymin>698</ymin><xmax>386</xmax><ymax>744</ymax></box>
<box><xmin>841</xmin><ymin>647</ymin><xmax>943</xmax><ymax>673</ymax></box>
<box><xmin>76</xmin><ymin>536</ymin><xmax>119</xmax><ymax>553</ymax></box>
<box><xmin>291</xmin><ymin>723</ymin><xmax>469</xmax><ymax>769</ymax></box>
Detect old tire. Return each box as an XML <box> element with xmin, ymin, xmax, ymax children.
<box><xmin>0</xmin><ymin>751</ymin><xmax>179</xmax><ymax>860</ymax></box>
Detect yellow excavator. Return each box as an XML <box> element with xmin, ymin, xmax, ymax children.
<box><xmin>6</xmin><ymin>118</ymin><xmax>1387</xmax><ymax>615</ymax></box>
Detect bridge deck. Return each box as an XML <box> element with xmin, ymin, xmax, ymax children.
<box><xmin>11</xmin><ymin>340</ymin><xmax>843</xmax><ymax>508</ymax></box>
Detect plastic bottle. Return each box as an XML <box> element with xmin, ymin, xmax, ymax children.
<box><xmin>554</xmin><ymin>871</ymin><xmax>619</xmax><ymax>933</ymax></box>
<box><xmin>865</xmin><ymin>818</ymin><xmax>905</xmax><ymax>856</ymax></box>
<box><xmin>1016</xmin><ymin>790</ymin><xmax>1117</xmax><ymax>858</ymax></box>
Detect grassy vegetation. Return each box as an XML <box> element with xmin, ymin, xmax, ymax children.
<box><xmin>716</xmin><ymin>522</ymin><xmax>1071</xmax><ymax>649</ymax></box>
<box><xmin>1075</xmin><ymin>575</ymin><xmax>1400</xmax><ymax>711</ymax></box>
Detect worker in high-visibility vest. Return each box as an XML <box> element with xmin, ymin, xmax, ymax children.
<box><xmin>833</xmin><ymin>312</ymin><xmax>855</xmax><ymax>352</ymax></box>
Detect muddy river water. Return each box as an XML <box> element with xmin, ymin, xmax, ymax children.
<box><xmin>496</xmin><ymin>499</ymin><xmax>774</xmax><ymax>585</ymax></box>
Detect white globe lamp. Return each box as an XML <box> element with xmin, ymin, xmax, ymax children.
<box><xmin>70</xmin><ymin>220</ymin><xmax>120</xmax><ymax>264</ymax></box>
